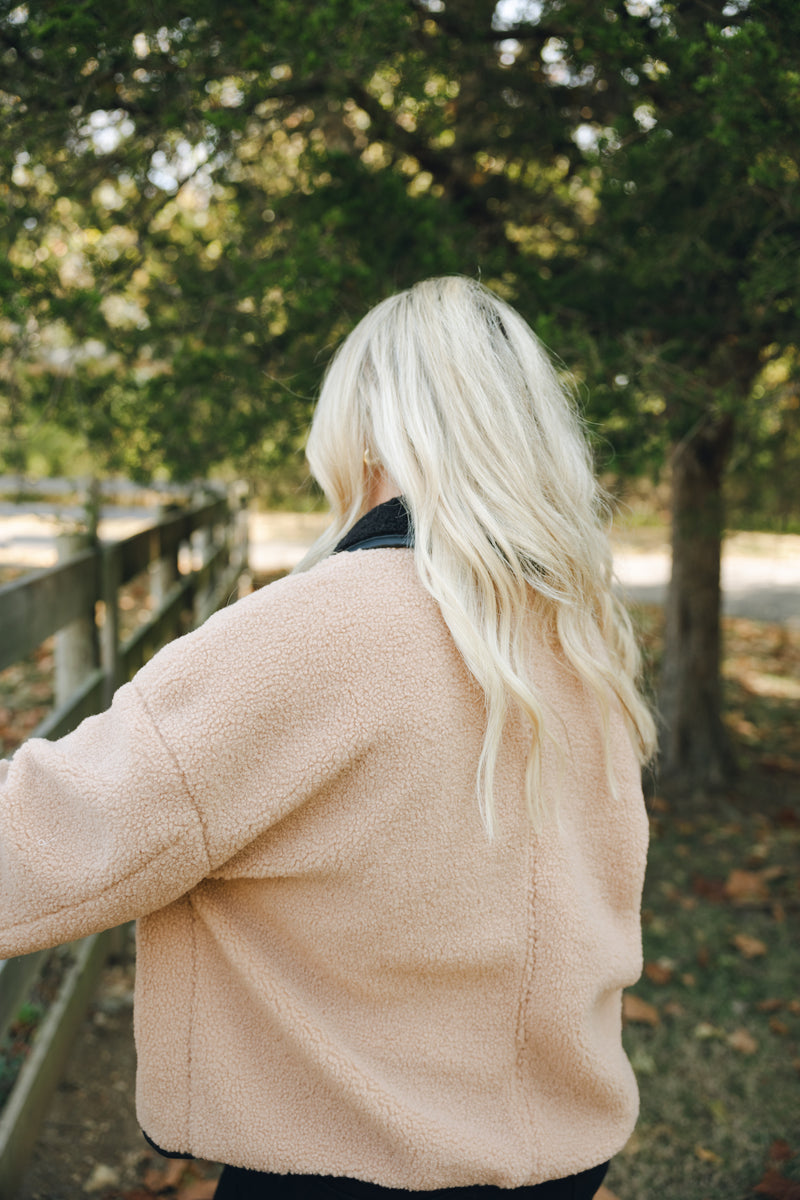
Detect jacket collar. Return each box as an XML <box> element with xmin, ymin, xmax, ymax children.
<box><xmin>334</xmin><ymin>496</ymin><xmax>413</xmax><ymax>554</ymax></box>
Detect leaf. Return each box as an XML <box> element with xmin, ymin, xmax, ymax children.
<box><xmin>144</xmin><ymin>1159</ymin><xmax>191</xmax><ymax>1192</ymax></box>
<box><xmin>644</xmin><ymin>960</ymin><xmax>673</xmax><ymax>985</ymax></box>
<box><xmin>725</xmin><ymin>868</ymin><xmax>769</xmax><ymax>902</ymax></box>
<box><xmin>596</xmin><ymin>1187</ymin><xmax>622</xmax><ymax>1200</ymax></box>
<box><xmin>695</xmin><ymin>1143</ymin><xmax>722</xmax><ymax>1164</ymax></box>
<box><xmin>694</xmin><ymin>1022</ymin><xmax>723</xmax><ymax>1040</ymax></box>
<box><xmin>177</xmin><ymin>1183</ymin><xmax>219</xmax><ymax>1200</ymax></box>
<box><xmin>622</xmin><ymin>994</ymin><xmax>660</xmax><ymax>1026</ymax></box>
<box><xmin>83</xmin><ymin>1163</ymin><xmax>120</xmax><ymax>1192</ymax></box>
<box><xmin>768</xmin><ymin>1141</ymin><xmax>796</xmax><ymax>1164</ymax></box>
<box><xmin>692</xmin><ymin>874</ymin><xmax>727</xmax><ymax>902</ymax></box>
<box><xmin>732</xmin><ymin>933</ymin><xmax>767</xmax><ymax>958</ymax></box>
<box><xmin>727</xmin><ymin>1027</ymin><xmax>758</xmax><ymax>1055</ymax></box>
<box><xmin>754</xmin><ymin>1167</ymin><xmax>800</xmax><ymax>1199</ymax></box>
<box><xmin>769</xmin><ymin>1018</ymin><xmax>790</xmax><ymax>1036</ymax></box>
<box><xmin>663</xmin><ymin>1001</ymin><xmax>686</xmax><ymax>1017</ymax></box>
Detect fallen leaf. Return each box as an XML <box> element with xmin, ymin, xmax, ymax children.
<box><xmin>697</xmin><ymin>945</ymin><xmax>711</xmax><ymax>968</ymax></box>
<box><xmin>84</xmin><ymin>1164</ymin><xmax>120</xmax><ymax>1193</ymax></box>
<box><xmin>754</xmin><ymin>1167</ymin><xmax>800</xmax><ymax>1199</ymax></box>
<box><xmin>725</xmin><ymin>869</ymin><xmax>768</xmax><ymax>902</ymax></box>
<box><xmin>732</xmin><ymin>933</ymin><xmax>767</xmax><ymax>958</ymax></box>
<box><xmin>772</xmin><ymin>902</ymin><xmax>787</xmax><ymax>923</ymax></box>
<box><xmin>144</xmin><ymin>1159</ymin><xmax>191</xmax><ymax>1192</ymax></box>
<box><xmin>761</xmin><ymin>755</ymin><xmax>800</xmax><ymax>775</ymax></box>
<box><xmin>177</xmin><ymin>1182</ymin><xmax>218</xmax><ymax>1200</ymax></box>
<box><xmin>595</xmin><ymin>1187</ymin><xmax>621</xmax><ymax>1200</ymax></box>
<box><xmin>757</xmin><ymin>999</ymin><xmax>784</xmax><ymax>1013</ymax></box>
<box><xmin>663</xmin><ymin>1001</ymin><xmax>686</xmax><ymax>1018</ymax></box>
<box><xmin>622</xmin><ymin>994</ymin><xmax>660</xmax><ymax>1026</ymax></box>
<box><xmin>695</xmin><ymin>1143</ymin><xmax>722</xmax><ymax>1164</ymax></box>
<box><xmin>694</xmin><ymin>1022</ymin><xmax>723</xmax><ymax>1040</ymax></box>
<box><xmin>692</xmin><ymin>874</ymin><xmax>727</xmax><ymax>902</ymax></box>
<box><xmin>769</xmin><ymin>1018</ymin><xmax>790</xmax><ymax>1036</ymax></box>
<box><xmin>682</xmin><ymin>972</ymin><xmax>697</xmax><ymax>987</ymax></box>
<box><xmin>644</xmin><ymin>960</ymin><xmax>673</xmax><ymax>985</ymax></box>
<box><xmin>768</xmin><ymin>1141</ymin><xmax>796</xmax><ymax>1164</ymax></box>
<box><xmin>789</xmin><ymin>1001</ymin><xmax>800</xmax><ymax>1016</ymax></box>
<box><xmin>727</xmin><ymin>1027</ymin><xmax>758</xmax><ymax>1055</ymax></box>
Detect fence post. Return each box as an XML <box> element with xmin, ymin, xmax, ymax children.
<box><xmin>233</xmin><ymin>484</ymin><xmax>250</xmax><ymax>598</ymax></box>
<box><xmin>54</xmin><ymin>531</ymin><xmax>99</xmax><ymax>708</ymax></box>
<box><xmin>192</xmin><ymin>490</ymin><xmax>214</xmax><ymax>625</ymax></box>
<box><xmin>101</xmin><ymin>544</ymin><xmax>122</xmax><ymax>709</ymax></box>
<box><xmin>149</xmin><ymin>504</ymin><xmax>179</xmax><ymax>610</ymax></box>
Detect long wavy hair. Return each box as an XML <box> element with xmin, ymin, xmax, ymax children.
<box><xmin>297</xmin><ymin>276</ymin><xmax>656</xmax><ymax>832</ymax></box>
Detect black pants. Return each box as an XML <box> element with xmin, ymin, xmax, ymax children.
<box><xmin>214</xmin><ymin>1163</ymin><xmax>609</xmax><ymax>1200</ymax></box>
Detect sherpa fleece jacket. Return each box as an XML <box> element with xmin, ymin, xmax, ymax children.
<box><xmin>0</xmin><ymin>542</ymin><xmax>649</xmax><ymax>1189</ymax></box>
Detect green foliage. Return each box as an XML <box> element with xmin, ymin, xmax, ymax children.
<box><xmin>0</xmin><ymin>0</ymin><xmax>797</xmax><ymax>516</ymax></box>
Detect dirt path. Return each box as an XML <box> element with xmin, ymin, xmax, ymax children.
<box><xmin>608</xmin><ymin>527</ymin><xmax>800</xmax><ymax>626</ymax></box>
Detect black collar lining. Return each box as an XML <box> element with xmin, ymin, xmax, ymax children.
<box><xmin>333</xmin><ymin>496</ymin><xmax>413</xmax><ymax>553</ymax></box>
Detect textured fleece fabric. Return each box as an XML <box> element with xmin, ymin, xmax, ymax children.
<box><xmin>0</xmin><ymin>549</ymin><xmax>648</xmax><ymax>1189</ymax></box>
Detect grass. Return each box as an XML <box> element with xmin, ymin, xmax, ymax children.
<box><xmin>607</xmin><ymin>806</ymin><xmax>800</xmax><ymax>1199</ymax></box>
<box><xmin>602</xmin><ymin>607</ymin><xmax>800</xmax><ymax>1200</ymax></box>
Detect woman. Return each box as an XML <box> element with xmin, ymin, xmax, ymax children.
<box><xmin>1</xmin><ymin>277</ymin><xmax>655</xmax><ymax>1199</ymax></box>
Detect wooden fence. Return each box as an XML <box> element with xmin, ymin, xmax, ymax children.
<box><xmin>0</xmin><ymin>486</ymin><xmax>249</xmax><ymax>1196</ymax></box>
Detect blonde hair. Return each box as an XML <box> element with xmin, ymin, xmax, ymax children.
<box><xmin>298</xmin><ymin>276</ymin><xmax>656</xmax><ymax>832</ymax></box>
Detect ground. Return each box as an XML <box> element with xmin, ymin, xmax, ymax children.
<box><xmin>16</xmin><ymin>927</ymin><xmax>221</xmax><ymax>1200</ymax></box>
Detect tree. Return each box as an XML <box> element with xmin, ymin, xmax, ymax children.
<box><xmin>1</xmin><ymin>0</ymin><xmax>798</xmax><ymax>791</ymax></box>
<box><xmin>551</xmin><ymin>1</ymin><xmax>800</xmax><ymax>793</ymax></box>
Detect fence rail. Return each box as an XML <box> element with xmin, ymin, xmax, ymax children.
<box><xmin>0</xmin><ymin>484</ymin><xmax>249</xmax><ymax>1197</ymax></box>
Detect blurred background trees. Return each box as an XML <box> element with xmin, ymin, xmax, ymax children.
<box><xmin>1</xmin><ymin>0</ymin><xmax>799</xmax><ymax>793</ymax></box>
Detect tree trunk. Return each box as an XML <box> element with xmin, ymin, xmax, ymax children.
<box><xmin>658</xmin><ymin>411</ymin><xmax>736</xmax><ymax>797</ymax></box>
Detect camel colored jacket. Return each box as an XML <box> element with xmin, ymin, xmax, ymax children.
<box><xmin>0</xmin><ymin>545</ymin><xmax>648</xmax><ymax>1188</ymax></box>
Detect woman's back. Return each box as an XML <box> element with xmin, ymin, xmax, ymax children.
<box><xmin>128</xmin><ymin>544</ymin><xmax>647</xmax><ymax>1184</ymax></box>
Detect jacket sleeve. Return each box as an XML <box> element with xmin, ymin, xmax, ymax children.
<box><xmin>0</xmin><ymin>672</ymin><xmax>213</xmax><ymax>958</ymax></box>
<box><xmin>0</xmin><ymin>562</ymin><xmax>368</xmax><ymax>958</ymax></box>
<box><xmin>0</xmin><ymin>562</ymin><xmax>371</xmax><ymax>959</ymax></box>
